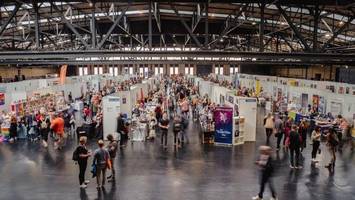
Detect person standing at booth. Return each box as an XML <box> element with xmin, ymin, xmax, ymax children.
<box><xmin>116</xmin><ymin>113</ymin><xmax>126</xmax><ymax>148</ymax></box>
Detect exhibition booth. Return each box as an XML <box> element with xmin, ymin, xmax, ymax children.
<box><xmin>190</xmin><ymin>76</ymin><xmax>257</xmax><ymax>146</ymax></box>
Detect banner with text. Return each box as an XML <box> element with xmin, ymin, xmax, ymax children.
<box><xmin>214</xmin><ymin>107</ymin><xmax>233</xmax><ymax>145</ymax></box>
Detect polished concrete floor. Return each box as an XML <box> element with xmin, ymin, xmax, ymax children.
<box><xmin>0</xmin><ymin>109</ymin><xmax>354</xmax><ymax>200</ymax></box>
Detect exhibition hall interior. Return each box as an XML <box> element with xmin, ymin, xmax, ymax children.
<box><xmin>0</xmin><ymin>1</ymin><xmax>355</xmax><ymax>200</ymax></box>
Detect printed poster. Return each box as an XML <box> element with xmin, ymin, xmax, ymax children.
<box><xmin>0</xmin><ymin>93</ymin><xmax>4</xmax><ymax>105</ymax></box>
<box><xmin>214</xmin><ymin>107</ymin><xmax>233</xmax><ymax>145</ymax></box>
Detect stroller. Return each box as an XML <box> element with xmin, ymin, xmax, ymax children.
<box><xmin>27</xmin><ymin>121</ymin><xmax>40</xmax><ymax>142</ymax></box>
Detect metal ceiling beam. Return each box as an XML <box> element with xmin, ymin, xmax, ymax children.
<box><xmin>33</xmin><ymin>1</ymin><xmax>40</xmax><ymax>49</ymax></box>
<box><xmin>0</xmin><ymin>2</ymin><xmax>22</xmax><ymax>37</ymax></box>
<box><xmin>90</xmin><ymin>4</ymin><xmax>96</xmax><ymax>48</ymax></box>
<box><xmin>321</xmin><ymin>14</ymin><xmax>355</xmax><ymax>51</ymax></box>
<box><xmin>204</xmin><ymin>2</ymin><xmax>208</xmax><ymax>47</ymax></box>
<box><xmin>208</xmin><ymin>3</ymin><xmax>249</xmax><ymax>46</ymax></box>
<box><xmin>279</xmin><ymin>34</ymin><xmax>295</xmax><ymax>51</ymax></box>
<box><xmin>51</xmin><ymin>3</ymin><xmax>90</xmax><ymax>49</ymax></box>
<box><xmin>277</xmin><ymin>4</ymin><xmax>311</xmax><ymax>51</ymax></box>
<box><xmin>2</xmin><ymin>60</ymin><xmax>352</xmax><ymax>66</ymax></box>
<box><xmin>312</xmin><ymin>5</ymin><xmax>320</xmax><ymax>52</ymax></box>
<box><xmin>97</xmin><ymin>3</ymin><xmax>130</xmax><ymax>49</ymax></box>
<box><xmin>170</xmin><ymin>3</ymin><xmax>202</xmax><ymax>48</ymax></box>
<box><xmin>259</xmin><ymin>2</ymin><xmax>265</xmax><ymax>52</ymax></box>
<box><xmin>148</xmin><ymin>1</ymin><xmax>152</xmax><ymax>50</ymax></box>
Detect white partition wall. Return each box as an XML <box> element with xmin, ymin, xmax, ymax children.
<box><xmin>237</xmin><ymin>97</ymin><xmax>257</xmax><ymax>142</ymax></box>
<box><xmin>102</xmin><ymin>94</ymin><xmax>121</xmax><ymax>140</ymax></box>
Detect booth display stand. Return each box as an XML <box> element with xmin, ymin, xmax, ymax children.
<box><xmin>201</xmin><ymin>123</ymin><xmax>215</xmax><ymax>144</ymax></box>
<box><xmin>233</xmin><ymin>116</ymin><xmax>245</xmax><ymax>145</ymax></box>
<box><xmin>102</xmin><ymin>94</ymin><xmax>121</xmax><ymax>140</ymax></box>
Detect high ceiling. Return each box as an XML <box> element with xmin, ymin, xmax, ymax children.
<box><xmin>0</xmin><ymin>1</ymin><xmax>354</xmax><ymax>65</ymax></box>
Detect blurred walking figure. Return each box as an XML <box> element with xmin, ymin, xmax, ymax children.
<box><xmin>264</xmin><ymin>113</ymin><xmax>274</xmax><ymax>144</ymax></box>
<box><xmin>252</xmin><ymin>146</ymin><xmax>277</xmax><ymax>200</ymax></box>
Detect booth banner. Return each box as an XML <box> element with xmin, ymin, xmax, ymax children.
<box><xmin>59</xmin><ymin>65</ymin><xmax>67</xmax><ymax>85</ymax></box>
<box><xmin>0</xmin><ymin>93</ymin><xmax>4</xmax><ymax>105</ymax></box>
<box><xmin>256</xmin><ymin>80</ymin><xmax>261</xmax><ymax>95</ymax></box>
<box><xmin>214</xmin><ymin>107</ymin><xmax>233</xmax><ymax>145</ymax></box>
<box><xmin>0</xmin><ymin>86</ymin><xmax>5</xmax><ymax>106</ymax></box>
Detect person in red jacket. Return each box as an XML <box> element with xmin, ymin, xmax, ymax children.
<box><xmin>51</xmin><ymin>113</ymin><xmax>65</xmax><ymax>150</ymax></box>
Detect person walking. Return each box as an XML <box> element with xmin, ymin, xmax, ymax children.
<box><xmin>299</xmin><ymin>120</ymin><xmax>307</xmax><ymax>152</ymax></box>
<box><xmin>274</xmin><ymin>116</ymin><xmax>284</xmax><ymax>150</ymax></box>
<box><xmin>106</xmin><ymin>134</ymin><xmax>118</xmax><ymax>182</ymax></box>
<box><xmin>289</xmin><ymin>125</ymin><xmax>302</xmax><ymax>169</ymax></box>
<box><xmin>264</xmin><ymin>113</ymin><xmax>274</xmax><ymax>144</ymax></box>
<box><xmin>51</xmin><ymin>113</ymin><xmax>65</xmax><ymax>150</ymax></box>
<box><xmin>173</xmin><ymin>113</ymin><xmax>182</xmax><ymax>147</ymax></box>
<box><xmin>252</xmin><ymin>146</ymin><xmax>278</xmax><ymax>200</ymax></box>
<box><xmin>39</xmin><ymin>116</ymin><xmax>49</xmax><ymax>148</ymax></box>
<box><xmin>9</xmin><ymin>116</ymin><xmax>18</xmax><ymax>143</ymax></box>
<box><xmin>73</xmin><ymin>136</ymin><xmax>91</xmax><ymax>189</ymax></box>
<box><xmin>93</xmin><ymin>140</ymin><xmax>110</xmax><ymax>189</ymax></box>
<box><xmin>159</xmin><ymin>113</ymin><xmax>170</xmax><ymax>149</ymax></box>
<box><xmin>325</xmin><ymin>128</ymin><xmax>339</xmax><ymax>172</ymax></box>
<box><xmin>311</xmin><ymin>126</ymin><xmax>321</xmax><ymax>163</ymax></box>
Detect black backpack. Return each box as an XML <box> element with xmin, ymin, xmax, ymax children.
<box><xmin>72</xmin><ymin>147</ymin><xmax>80</xmax><ymax>161</ymax></box>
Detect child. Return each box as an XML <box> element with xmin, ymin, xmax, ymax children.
<box><xmin>253</xmin><ymin>146</ymin><xmax>278</xmax><ymax>200</ymax></box>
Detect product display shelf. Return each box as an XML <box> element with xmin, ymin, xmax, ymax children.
<box><xmin>233</xmin><ymin>116</ymin><xmax>245</xmax><ymax>145</ymax></box>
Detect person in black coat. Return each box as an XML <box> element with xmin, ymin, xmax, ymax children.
<box><xmin>9</xmin><ymin>116</ymin><xmax>18</xmax><ymax>142</ymax></box>
<box><xmin>116</xmin><ymin>113</ymin><xmax>126</xmax><ymax>147</ymax></box>
<box><xmin>289</xmin><ymin>125</ymin><xmax>302</xmax><ymax>169</ymax></box>
<box><xmin>74</xmin><ymin>136</ymin><xmax>91</xmax><ymax>188</ymax></box>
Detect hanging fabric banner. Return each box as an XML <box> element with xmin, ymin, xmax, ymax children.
<box><xmin>59</xmin><ymin>65</ymin><xmax>68</xmax><ymax>85</ymax></box>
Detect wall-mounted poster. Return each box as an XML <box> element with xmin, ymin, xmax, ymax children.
<box><xmin>319</xmin><ymin>96</ymin><xmax>326</xmax><ymax>114</ymax></box>
<box><xmin>0</xmin><ymin>86</ymin><xmax>5</xmax><ymax>106</ymax></box>
<box><xmin>301</xmin><ymin>93</ymin><xmax>308</xmax><ymax>109</ymax></box>
<box><xmin>312</xmin><ymin>95</ymin><xmax>320</xmax><ymax>112</ymax></box>
<box><xmin>214</xmin><ymin>107</ymin><xmax>233</xmax><ymax>145</ymax></box>
<box><xmin>0</xmin><ymin>93</ymin><xmax>4</xmax><ymax>105</ymax></box>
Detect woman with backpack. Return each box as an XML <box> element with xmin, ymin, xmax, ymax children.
<box><xmin>73</xmin><ymin>136</ymin><xmax>91</xmax><ymax>189</ymax></box>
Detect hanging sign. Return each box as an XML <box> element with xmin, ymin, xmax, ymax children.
<box><xmin>214</xmin><ymin>107</ymin><xmax>233</xmax><ymax>145</ymax></box>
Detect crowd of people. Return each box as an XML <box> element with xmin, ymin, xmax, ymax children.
<box><xmin>0</xmin><ymin>74</ymin><xmax>354</xmax><ymax>200</ymax></box>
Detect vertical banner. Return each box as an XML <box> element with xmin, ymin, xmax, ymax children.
<box><xmin>255</xmin><ymin>80</ymin><xmax>261</xmax><ymax>95</ymax></box>
<box><xmin>59</xmin><ymin>64</ymin><xmax>68</xmax><ymax>85</ymax></box>
<box><xmin>312</xmin><ymin>95</ymin><xmax>319</xmax><ymax>112</ymax></box>
<box><xmin>214</xmin><ymin>107</ymin><xmax>233</xmax><ymax>145</ymax></box>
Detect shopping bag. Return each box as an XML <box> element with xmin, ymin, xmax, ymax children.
<box><xmin>91</xmin><ymin>163</ymin><xmax>97</xmax><ymax>178</ymax></box>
